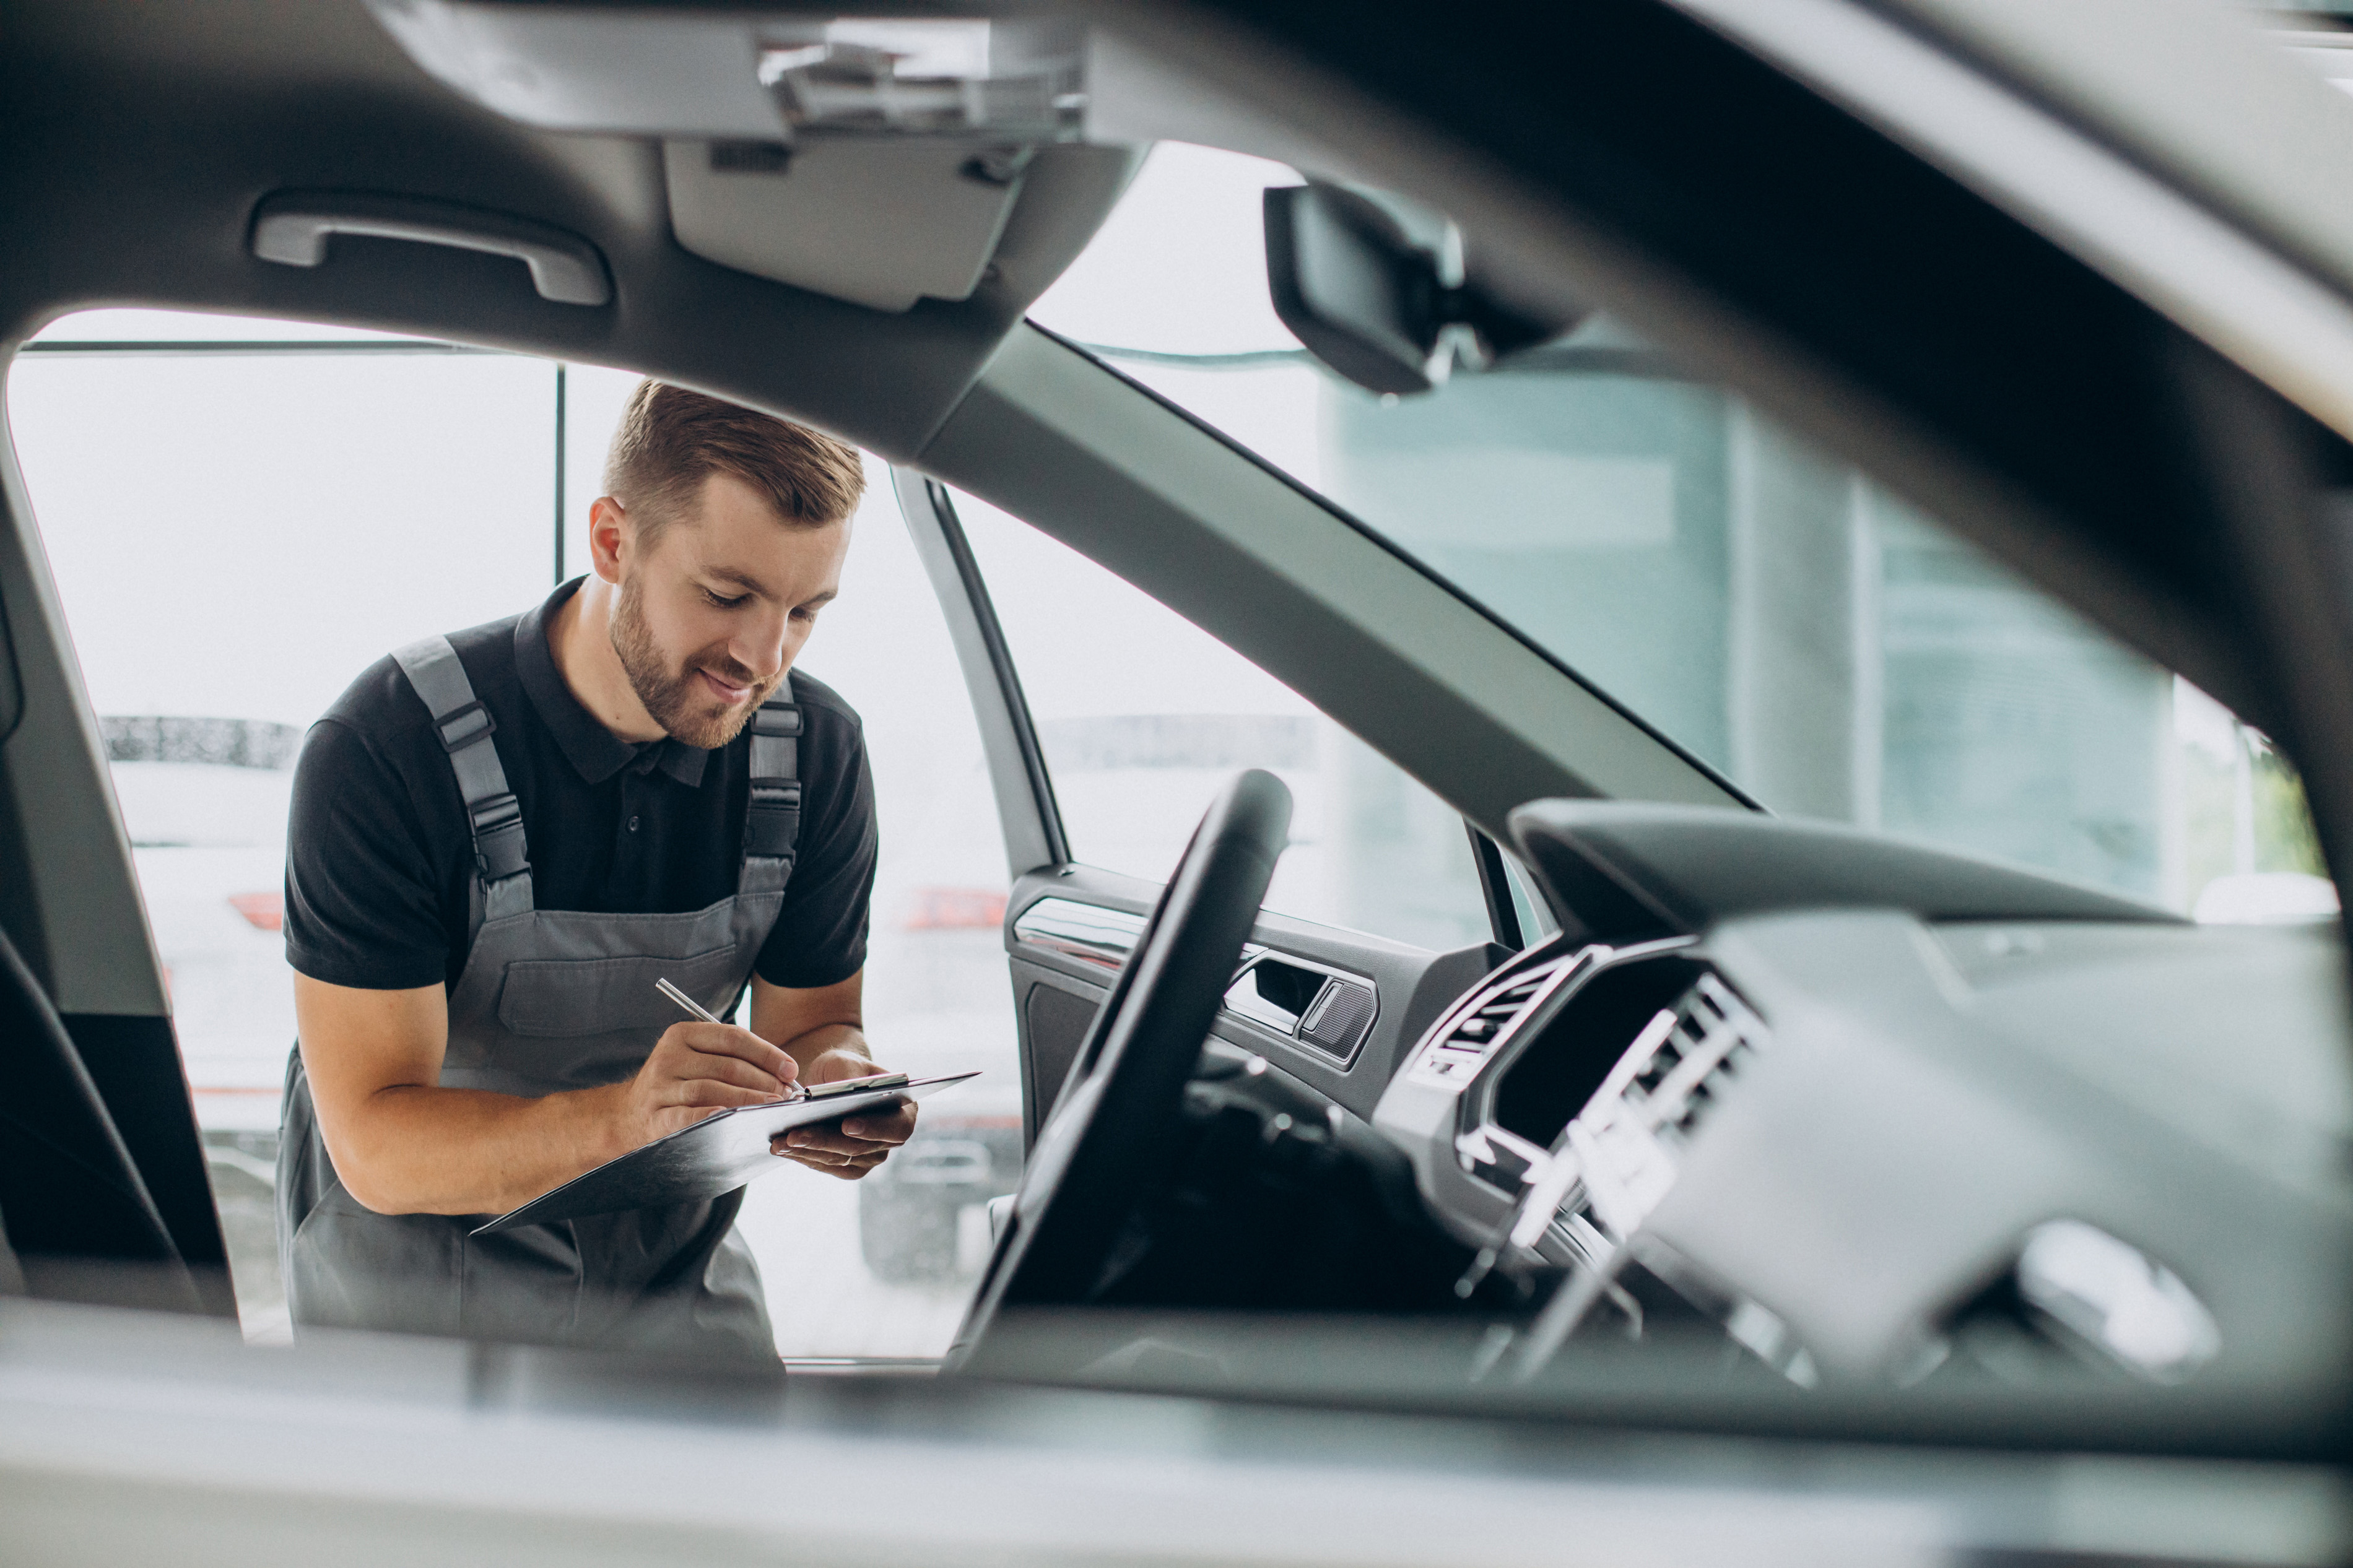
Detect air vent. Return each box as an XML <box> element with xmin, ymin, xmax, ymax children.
<box><xmin>1407</xmin><ymin>953</ymin><xmax>1580</xmax><ymax>1088</ymax></box>
<box><xmin>1567</xmin><ymin>971</ymin><xmax>1767</xmax><ymax>1238</ymax></box>
<box><xmin>1487</xmin><ymin>951</ymin><xmax>1705</xmax><ymax>1151</ymax></box>
<box><xmin>1453</xmin><ymin>965</ymin><xmax>1768</xmax><ymax>1294</ymax></box>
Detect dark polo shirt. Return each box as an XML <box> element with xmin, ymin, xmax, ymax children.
<box><xmin>285</xmin><ymin>578</ymin><xmax>876</xmax><ymax>994</ymax></box>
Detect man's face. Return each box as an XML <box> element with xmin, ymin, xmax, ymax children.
<box><xmin>608</xmin><ymin>472</ymin><xmax>850</xmax><ymax>748</ymax></box>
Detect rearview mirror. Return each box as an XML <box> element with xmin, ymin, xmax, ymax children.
<box><xmin>1263</xmin><ymin>183</ymin><xmax>1573</xmax><ymax>396</ymax></box>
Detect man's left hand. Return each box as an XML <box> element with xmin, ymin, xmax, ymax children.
<box><xmin>770</xmin><ymin>1048</ymin><xmax>917</xmax><ymax>1179</ymax></box>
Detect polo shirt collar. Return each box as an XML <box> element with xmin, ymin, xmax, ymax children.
<box><xmin>516</xmin><ymin>579</ymin><xmax>711</xmax><ymax>789</ymax></box>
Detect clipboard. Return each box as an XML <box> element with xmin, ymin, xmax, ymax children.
<box><xmin>472</xmin><ymin>1072</ymin><xmax>980</xmax><ymax>1236</ymax></box>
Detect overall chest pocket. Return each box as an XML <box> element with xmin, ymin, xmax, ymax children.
<box><xmin>496</xmin><ymin>945</ymin><xmax>747</xmax><ymax>1038</ymax></box>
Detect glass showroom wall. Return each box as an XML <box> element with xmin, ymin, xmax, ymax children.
<box><xmin>1311</xmin><ymin>364</ymin><xmax>2321</xmax><ymax>912</ymax></box>
<box><xmin>8</xmin><ymin>310</ymin><xmax>1014</xmax><ymax>1355</ymax></box>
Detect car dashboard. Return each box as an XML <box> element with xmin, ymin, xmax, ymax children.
<box><xmin>1380</xmin><ymin>935</ymin><xmax>1758</xmax><ymax>1278</ymax></box>
<box><xmin>1359</xmin><ymin>801</ymin><xmax>2353</xmax><ymax>1395</ymax></box>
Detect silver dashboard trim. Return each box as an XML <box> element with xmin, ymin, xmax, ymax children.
<box><xmin>1010</xmin><ymin>896</ymin><xmax>1146</xmax><ymax>972</ymax></box>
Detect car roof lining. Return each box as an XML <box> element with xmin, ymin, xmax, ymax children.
<box><xmin>0</xmin><ymin>0</ymin><xmax>1136</xmax><ymax>464</ymax></box>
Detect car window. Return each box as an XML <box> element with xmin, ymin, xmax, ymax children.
<box><xmin>7</xmin><ymin>310</ymin><xmax>1017</xmax><ymax>1356</ymax></box>
<box><xmin>947</xmin><ymin>488</ymin><xmax>1495</xmax><ymax>952</ymax></box>
<box><xmin>1029</xmin><ymin>145</ymin><xmax>2332</xmax><ymax>921</ymax></box>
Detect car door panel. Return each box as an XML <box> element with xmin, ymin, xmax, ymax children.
<box><xmin>1003</xmin><ymin>865</ymin><xmax>1504</xmax><ymax>1143</ymax></box>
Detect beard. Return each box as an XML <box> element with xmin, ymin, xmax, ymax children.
<box><xmin>609</xmin><ymin>577</ymin><xmax>776</xmax><ymax>749</ymax></box>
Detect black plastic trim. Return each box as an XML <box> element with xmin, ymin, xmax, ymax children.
<box><xmin>1466</xmin><ymin>824</ymin><xmax>1526</xmax><ymax>951</ymax></box>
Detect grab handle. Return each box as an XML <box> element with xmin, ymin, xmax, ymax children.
<box><xmin>251</xmin><ymin>192</ymin><xmax>612</xmax><ymax>306</ymax></box>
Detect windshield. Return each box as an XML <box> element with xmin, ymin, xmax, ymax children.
<box><xmin>1030</xmin><ymin>144</ymin><xmax>2328</xmax><ymax>919</ymax></box>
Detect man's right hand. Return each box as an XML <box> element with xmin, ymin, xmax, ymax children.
<box><xmin>620</xmin><ymin>1021</ymin><xmax>802</xmax><ymax>1146</ymax></box>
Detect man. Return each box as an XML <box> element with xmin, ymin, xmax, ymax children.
<box><xmin>276</xmin><ymin>381</ymin><xmax>910</xmax><ymax>1359</ymax></box>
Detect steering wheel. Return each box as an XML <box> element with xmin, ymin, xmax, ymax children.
<box><xmin>946</xmin><ymin>769</ymin><xmax>1292</xmax><ymax>1371</ymax></box>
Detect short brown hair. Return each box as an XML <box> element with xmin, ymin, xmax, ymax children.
<box><xmin>602</xmin><ymin>380</ymin><xmax>864</xmax><ymax>544</ymax></box>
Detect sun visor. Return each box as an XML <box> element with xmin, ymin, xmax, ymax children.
<box><xmin>662</xmin><ymin>137</ymin><xmax>1027</xmax><ymax>312</ymax></box>
<box><xmin>365</xmin><ymin>3</ymin><xmax>1095</xmax><ymax>311</ymax></box>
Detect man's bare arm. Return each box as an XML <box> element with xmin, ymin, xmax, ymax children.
<box><xmin>750</xmin><ymin>971</ymin><xmax>916</xmax><ymax>1180</ymax></box>
<box><xmin>295</xmin><ymin>973</ymin><xmax>799</xmax><ymax>1216</ymax></box>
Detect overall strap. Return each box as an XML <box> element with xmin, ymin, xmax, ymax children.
<box><xmin>740</xmin><ymin>693</ymin><xmax>802</xmax><ymax>896</ymax></box>
<box><xmin>391</xmin><ymin>636</ymin><xmax>535</xmax><ymax>923</ymax></box>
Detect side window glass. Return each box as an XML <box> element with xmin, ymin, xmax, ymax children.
<box><xmin>949</xmin><ymin>487</ymin><xmax>1493</xmax><ymax>951</ymax></box>
<box><xmin>9</xmin><ymin>311</ymin><xmax>1013</xmax><ymax>1357</ymax></box>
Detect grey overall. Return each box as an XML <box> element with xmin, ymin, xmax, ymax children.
<box><xmin>277</xmin><ymin>634</ymin><xmax>804</xmax><ymax>1358</ymax></box>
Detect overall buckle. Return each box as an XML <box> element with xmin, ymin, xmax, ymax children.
<box><xmin>435</xmin><ymin>700</ymin><xmax>497</xmax><ymax>753</ymax></box>
<box><xmin>746</xmin><ymin>782</ymin><xmax>801</xmax><ymax>859</ymax></box>
<box><xmin>469</xmin><ymin>792</ymin><xmax>528</xmax><ymax>881</ymax></box>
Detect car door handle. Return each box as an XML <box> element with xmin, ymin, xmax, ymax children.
<box><xmin>250</xmin><ymin>192</ymin><xmax>612</xmax><ymax>306</ymax></box>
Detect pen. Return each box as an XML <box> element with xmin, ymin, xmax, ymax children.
<box><xmin>655</xmin><ymin>977</ymin><xmax>806</xmax><ymax>1101</ymax></box>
